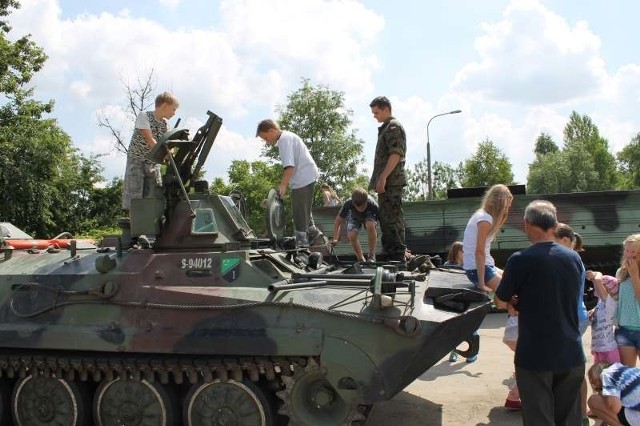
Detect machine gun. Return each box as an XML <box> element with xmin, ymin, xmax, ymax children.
<box><xmin>148</xmin><ymin>111</ymin><xmax>223</xmax><ymax>216</ymax></box>
<box><xmin>128</xmin><ymin>111</ymin><xmax>224</xmax><ymax>246</ymax></box>
<box><xmin>166</xmin><ymin>111</ymin><xmax>222</xmax><ymax>191</ymax></box>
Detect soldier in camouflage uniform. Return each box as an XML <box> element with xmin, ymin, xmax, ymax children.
<box><xmin>368</xmin><ymin>96</ymin><xmax>407</xmax><ymax>261</ymax></box>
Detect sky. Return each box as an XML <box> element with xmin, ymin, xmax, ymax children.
<box><xmin>7</xmin><ymin>0</ymin><xmax>640</xmax><ymax>187</ymax></box>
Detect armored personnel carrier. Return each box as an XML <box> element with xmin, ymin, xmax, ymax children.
<box><xmin>0</xmin><ymin>111</ymin><xmax>490</xmax><ymax>426</ymax></box>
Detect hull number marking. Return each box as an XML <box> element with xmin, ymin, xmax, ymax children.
<box><xmin>180</xmin><ymin>257</ymin><xmax>213</xmax><ymax>269</ymax></box>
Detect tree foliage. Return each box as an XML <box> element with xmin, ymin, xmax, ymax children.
<box><xmin>533</xmin><ymin>132</ymin><xmax>559</xmax><ymax>157</ymax></box>
<box><xmin>617</xmin><ymin>133</ymin><xmax>640</xmax><ymax>189</ymax></box>
<box><xmin>527</xmin><ymin>150</ymin><xmax>572</xmax><ymax>194</ymax></box>
<box><xmin>0</xmin><ymin>1</ymin><xmax>116</xmax><ymax>237</ymax></box>
<box><xmin>211</xmin><ymin>160</ymin><xmax>281</xmax><ymax>236</ymax></box>
<box><xmin>527</xmin><ymin>112</ymin><xmax>618</xmax><ymax>194</ymax></box>
<box><xmin>564</xmin><ymin>111</ymin><xmax>617</xmax><ymax>190</ymax></box>
<box><xmin>460</xmin><ymin>139</ymin><xmax>514</xmax><ymax>187</ymax></box>
<box><xmin>268</xmin><ymin>79</ymin><xmax>367</xmax><ymax>200</ymax></box>
<box><xmin>405</xmin><ymin>159</ymin><xmax>462</xmax><ymax>201</ymax></box>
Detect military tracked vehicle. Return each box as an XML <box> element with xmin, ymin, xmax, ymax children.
<box><xmin>0</xmin><ymin>111</ymin><xmax>490</xmax><ymax>426</ymax></box>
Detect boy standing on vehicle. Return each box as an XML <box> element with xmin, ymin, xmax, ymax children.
<box><xmin>331</xmin><ymin>187</ymin><xmax>378</xmax><ymax>262</ymax></box>
<box><xmin>122</xmin><ymin>92</ymin><xmax>180</xmax><ymax>213</ymax></box>
<box><xmin>256</xmin><ymin>119</ymin><xmax>319</xmax><ymax>246</ymax></box>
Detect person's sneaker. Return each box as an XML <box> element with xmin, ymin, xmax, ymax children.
<box><xmin>365</xmin><ymin>253</ymin><xmax>376</xmax><ymax>262</ymax></box>
<box><xmin>504</xmin><ymin>399</ymin><xmax>522</xmax><ymax>410</ymax></box>
<box><xmin>465</xmin><ymin>354</ymin><xmax>478</xmax><ymax>363</ymax></box>
<box><xmin>137</xmin><ymin>235</ymin><xmax>151</xmax><ymax>249</ymax></box>
<box><xmin>448</xmin><ymin>351</ymin><xmax>458</xmax><ymax>362</ymax></box>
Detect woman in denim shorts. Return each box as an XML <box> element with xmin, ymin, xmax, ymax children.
<box><xmin>456</xmin><ymin>185</ymin><xmax>513</xmax><ymax>371</ymax></box>
<box><xmin>615</xmin><ymin>234</ymin><xmax>640</xmax><ymax>366</ymax></box>
<box><xmin>462</xmin><ymin>184</ymin><xmax>513</xmax><ymax>293</ymax></box>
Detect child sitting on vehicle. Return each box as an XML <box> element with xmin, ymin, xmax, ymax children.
<box><xmin>331</xmin><ymin>187</ymin><xmax>378</xmax><ymax>262</ymax></box>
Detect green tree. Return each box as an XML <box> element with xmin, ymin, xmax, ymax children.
<box><xmin>211</xmin><ymin>160</ymin><xmax>281</xmax><ymax>235</ymax></box>
<box><xmin>0</xmin><ymin>2</ymin><xmax>113</xmax><ymax>237</ymax></box>
<box><xmin>527</xmin><ymin>151</ymin><xmax>573</xmax><ymax>194</ymax></box>
<box><xmin>533</xmin><ymin>132</ymin><xmax>559</xmax><ymax>157</ymax></box>
<box><xmin>268</xmin><ymin>79</ymin><xmax>367</xmax><ymax>199</ymax></box>
<box><xmin>460</xmin><ymin>139</ymin><xmax>514</xmax><ymax>187</ymax></box>
<box><xmin>617</xmin><ymin>133</ymin><xmax>640</xmax><ymax>189</ymax></box>
<box><xmin>432</xmin><ymin>161</ymin><xmax>463</xmax><ymax>200</ymax></box>
<box><xmin>405</xmin><ymin>159</ymin><xmax>462</xmax><ymax>201</ymax></box>
<box><xmin>405</xmin><ymin>159</ymin><xmax>428</xmax><ymax>201</ymax></box>
<box><xmin>563</xmin><ymin>111</ymin><xmax>617</xmax><ymax>190</ymax></box>
<box><xmin>528</xmin><ymin>112</ymin><xmax>618</xmax><ymax>194</ymax></box>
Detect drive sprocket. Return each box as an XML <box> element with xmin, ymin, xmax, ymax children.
<box><xmin>276</xmin><ymin>358</ymin><xmax>365</xmax><ymax>426</ymax></box>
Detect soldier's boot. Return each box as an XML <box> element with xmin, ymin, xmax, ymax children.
<box><xmin>407</xmin><ymin>254</ymin><xmax>430</xmax><ymax>271</ymax></box>
<box><xmin>137</xmin><ymin>235</ymin><xmax>151</xmax><ymax>249</ymax></box>
<box><xmin>295</xmin><ymin>231</ymin><xmax>309</xmax><ymax>248</ymax></box>
<box><xmin>117</xmin><ymin>218</ymin><xmax>134</xmax><ymax>248</ymax></box>
<box><xmin>307</xmin><ymin>225</ymin><xmax>323</xmax><ymax>247</ymax></box>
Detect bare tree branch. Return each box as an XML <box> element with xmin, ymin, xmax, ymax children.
<box><xmin>96</xmin><ymin>68</ymin><xmax>157</xmax><ymax>154</ymax></box>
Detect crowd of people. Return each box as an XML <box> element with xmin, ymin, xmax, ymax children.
<box><xmin>450</xmin><ymin>182</ymin><xmax>640</xmax><ymax>426</ymax></box>
<box><xmin>123</xmin><ymin>92</ymin><xmax>640</xmax><ymax>425</ymax></box>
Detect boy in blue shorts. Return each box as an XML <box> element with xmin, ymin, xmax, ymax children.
<box><xmin>331</xmin><ymin>187</ymin><xmax>378</xmax><ymax>262</ymax></box>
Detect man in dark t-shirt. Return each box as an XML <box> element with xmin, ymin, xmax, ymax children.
<box><xmin>496</xmin><ymin>200</ymin><xmax>586</xmax><ymax>426</ymax></box>
<box><xmin>331</xmin><ymin>187</ymin><xmax>378</xmax><ymax>262</ymax></box>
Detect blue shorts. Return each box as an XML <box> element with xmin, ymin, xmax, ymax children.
<box><xmin>615</xmin><ymin>327</ymin><xmax>640</xmax><ymax>350</ymax></box>
<box><xmin>465</xmin><ymin>266</ymin><xmax>498</xmax><ymax>289</ymax></box>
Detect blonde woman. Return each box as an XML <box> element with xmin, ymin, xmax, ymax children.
<box><xmin>462</xmin><ymin>184</ymin><xmax>513</xmax><ymax>292</ymax></box>
<box><xmin>321</xmin><ymin>183</ymin><xmax>341</xmax><ymax>207</ymax></box>
<box><xmin>615</xmin><ymin>234</ymin><xmax>640</xmax><ymax>367</ymax></box>
<box><xmin>455</xmin><ymin>184</ymin><xmax>513</xmax><ymax>366</ymax></box>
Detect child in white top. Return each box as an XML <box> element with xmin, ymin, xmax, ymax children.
<box><xmin>587</xmin><ymin>270</ymin><xmax>621</xmax><ymax>364</ymax></box>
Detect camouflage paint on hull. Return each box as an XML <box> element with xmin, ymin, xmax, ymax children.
<box><xmin>0</xmin><ymin>111</ymin><xmax>490</xmax><ymax>425</ymax></box>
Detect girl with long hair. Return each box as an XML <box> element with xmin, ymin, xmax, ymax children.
<box><xmin>462</xmin><ymin>184</ymin><xmax>513</xmax><ymax>292</ymax></box>
<box><xmin>615</xmin><ymin>233</ymin><xmax>640</xmax><ymax>367</ymax></box>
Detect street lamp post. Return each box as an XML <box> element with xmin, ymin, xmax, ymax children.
<box><xmin>427</xmin><ymin>109</ymin><xmax>462</xmax><ymax>200</ymax></box>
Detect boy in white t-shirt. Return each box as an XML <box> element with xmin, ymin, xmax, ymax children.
<box><xmin>256</xmin><ymin>119</ymin><xmax>319</xmax><ymax>246</ymax></box>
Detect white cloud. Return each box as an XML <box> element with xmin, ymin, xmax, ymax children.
<box><xmin>452</xmin><ymin>0</ymin><xmax>607</xmax><ymax>105</ymax></box>
<box><xmin>157</xmin><ymin>0</ymin><xmax>181</xmax><ymax>8</ymax></box>
<box><xmin>9</xmin><ymin>0</ymin><xmax>385</xmax><ymax>184</ymax></box>
<box><xmin>6</xmin><ymin>0</ymin><xmax>640</xmax><ymax>193</ymax></box>
<box><xmin>218</xmin><ymin>0</ymin><xmax>383</xmax><ymax>97</ymax></box>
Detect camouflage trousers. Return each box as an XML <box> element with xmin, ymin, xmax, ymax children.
<box><xmin>378</xmin><ymin>186</ymin><xmax>406</xmax><ymax>259</ymax></box>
